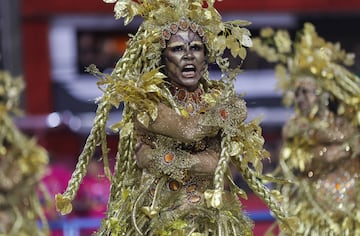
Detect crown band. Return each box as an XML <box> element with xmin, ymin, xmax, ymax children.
<box><xmin>160</xmin><ymin>18</ymin><xmax>208</xmax><ymax>48</ymax></box>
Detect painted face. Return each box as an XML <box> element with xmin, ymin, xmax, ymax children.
<box><xmin>162</xmin><ymin>30</ymin><xmax>206</xmax><ymax>91</ymax></box>
<box><xmin>294</xmin><ymin>77</ymin><xmax>318</xmax><ymax>116</ymax></box>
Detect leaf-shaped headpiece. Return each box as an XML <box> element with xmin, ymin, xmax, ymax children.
<box><xmin>104</xmin><ymin>0</ymin><xmax>252</xmax><ymax>74</ymax></box>
<box><xmin>252</xmin><ymin>22</ymin><xmax>360</xmax><ymax>124</ymax></box>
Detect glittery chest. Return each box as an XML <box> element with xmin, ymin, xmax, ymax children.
<box><xmin>311</xmin><ymin>158</ymin><xmax>359</xmax><ymax>214</ymax></box>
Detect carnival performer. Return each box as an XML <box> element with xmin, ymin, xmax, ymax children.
<box><xmin>56</xmin><ymin>1</ymin><xmax>296</xmax><ymax>235</ymax></box>
<box><xmin>0</xmin><ymin>70</ymin><xmax>49</xmax><ymax>235</ymax></box>
<box><xmin>252</xmin><ymin>23</ymin><xmax>360</xmax><ymax>235</ymax></box>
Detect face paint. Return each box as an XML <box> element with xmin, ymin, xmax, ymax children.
<box><xmin>163</xmin><ymin>30</ymin><xmax>206</xmax><ymax>91</ymax></box>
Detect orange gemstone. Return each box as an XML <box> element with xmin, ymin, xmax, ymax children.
<box><xmin>164</xmin><ymin>152</ymin><xmax>174</xmax><ymax>163</ymax></box>
<box><xmin>169</xmin><ymin>180</ymin><xmax>180</xmax><ymax>191</ymax></box>
<box><xmin>220</xmin><ymin>108</ymin><xmax>228</xmax><ymax>119</ymax></box>
<box><xmin>335</xmin><ymin>183</ymin><xmax>342</xmax><ymax>190</ymax></box>
<box><xmin>177</xmin><ymin>89</ymin><xmax>186</xmax><ymax>101</ymax></box>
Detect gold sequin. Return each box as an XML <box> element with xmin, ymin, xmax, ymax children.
<box><xmin>162</xmin><ymin>28</ymin><xmax>171</xmax><ymax>40</ymax></box>
<box><xmin>182</xmin><ymin>172</ymin><xmax>191</xmax><ymax>182</ymax></box>
<box><xmin>170</xmin><ymin>23</ymin><xmax>178</xmax><ymax>34</ymax></box>
<box><xmin>186</xmin><ymin>184</ymin><xmax>197</xmax><ymax>193</ymax></box>
<box><xmin>179</xmin><ymin>18</ymin><xmax>188</xmax><ymax>30</ymax></box>
<box><xmin>185</xmin><ymin>102</ymin><xmax>195</xmax><ymax>113</ymax></box>
<box><xmin>187</xmin><ymin>194</ymin><xmax>201</xmax><ymax>204</ymax></box>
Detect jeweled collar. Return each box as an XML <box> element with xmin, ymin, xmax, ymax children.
<box><xmin>168</xmin><ymin>84</ymin><xmax>205</xmax><ymax>115</ymax></box>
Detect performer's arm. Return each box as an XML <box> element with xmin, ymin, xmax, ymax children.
<box><xmin>135</xmin><ymin>142</ymin><xmax>219</xmax><ymax>175</ymax></box>
<box><xmin>136</xmin><ymin>103</ymin><xmax>219</xmax><ymax>143</ymax></box>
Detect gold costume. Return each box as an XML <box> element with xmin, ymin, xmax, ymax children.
<box><xmin>252</xmin><ymin>23</ymin><xmax>360</xmax><ymax>235</ymax></box>
<box><xmin>56</xmin><ymin>1</ymin><xmax>296</xmax><ymax>235</ymax></box>
<box><xmin>0</xmin><ymin>70</ymin><xmax>49</xmax><ymax>235</ymax></box>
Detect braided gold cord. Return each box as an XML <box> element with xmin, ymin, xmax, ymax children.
<box><xmin>57</xmin><ymin>100</ymin><xmax>112</xmax><ymax>212</ymax></box>
<box><xmin>110</xmin><ymin>105</ymin><xmax>136</xmax><ymax>198</ymax></box>
<box><xmin>96</xmin><ymin>104</ymin><xmax>139</xmax><ymax>235</ymax></box>
<box><xmin>110</xmin><ymin>126</ymin><xmax>135</xmax><ymax>201</ymax></box>
<box><xmin>212</xmin><ymin>133</ymin><xmax>231</xmax><ymax>206</ymax></box>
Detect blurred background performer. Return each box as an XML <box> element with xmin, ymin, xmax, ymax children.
<box><xmin>0</xmin><ymin>69</ymin><xmax>49</xmax><ymax>236</ymax></box>
<box><xmin>252</xmin><ymin>23</ymin><xmax>360</xmax><ymax>235</ymax></box>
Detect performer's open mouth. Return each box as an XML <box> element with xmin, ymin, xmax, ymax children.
<box><xmin>182</xmin><ymin>64</ymin><xmax>196</xmax><ymax>78</ymax></box>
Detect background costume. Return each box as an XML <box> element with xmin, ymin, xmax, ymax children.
<box><xmin>56</xmin><ymin>1</ymin><xmax>296</xmax><ymax>235</ymax></box>
<box><xmin>252</xmin><ymin>23</ymin><xmax>360</xmax><ymax>235</ymax></box>
<box><xmin>0</xmin><ymin>70</ymin><xmax>49</xmax><ymax>236</ymax></box>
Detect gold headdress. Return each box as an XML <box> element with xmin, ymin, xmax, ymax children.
<box><xmin>106</xmin><ymin>0</ymin><xmax>252</xmax><ymax>63</ymax></box>
<box><xmin>252</xmin><ymin>22</ymin><xmax>360</xmax><ymax>125</ymax></box>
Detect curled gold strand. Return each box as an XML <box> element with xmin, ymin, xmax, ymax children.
<box><xmin>2</xmin><ymin>114</ymin><xmax>25</xmax><ymax>147</ymax></box>
<box><xmin>9</xmin><ymin>205</ymin><xmax>22</xmax><ymax>235</ymax></box>
<box><xmin>31</xmin><ymin>191</ymin><xmax>49</xmax><ymax>235</ymax></box>
<box><xmin>132</xmin><ymin>187</ymin><xmax>147</xmax><ymax>236</ymax></box>
<box><xmin>101</xmin><ymin>130</ymin><xmax>112</xmax><ymax>181</ymax></box>
<box><xmin>299</xmin><ymin>179</ymin><xmax>340</xmax><ymax>233</ymax></box>
<box><xmin>107</xmin><ymin>132</ymin><xmax>125</xmax><ymax>203</ymax></box>
<box><xmin>241</xmin><ymin>166</ymin><xmax>292</xmax><ymax>232</ymax></box>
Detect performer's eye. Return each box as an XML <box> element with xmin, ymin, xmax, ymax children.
<box><xmin>171</xmin><ymin>46</ymin><xmax>184</xmax><ymax>52</ymax></box>
<box><xmin>190</xmin><ymin>44</ymin><xmax>203</xmax><ymax>51</ymax></box>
